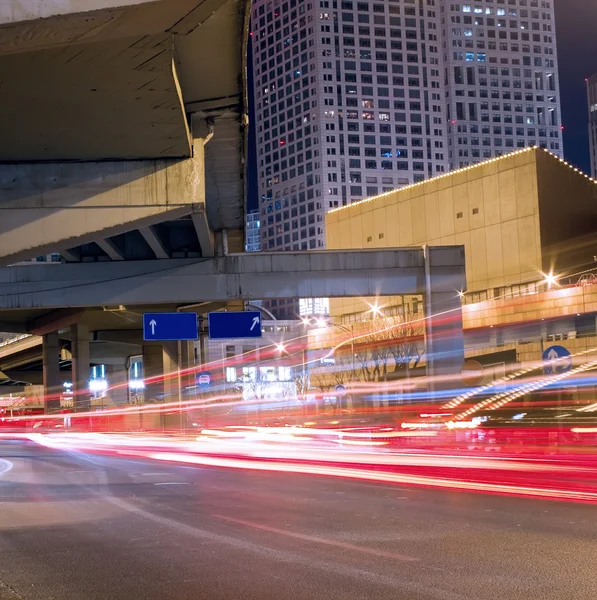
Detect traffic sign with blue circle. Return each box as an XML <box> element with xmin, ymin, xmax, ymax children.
<box><xmin>196</xmin><ymin>371</ymin><xmax>212</xmax><ymax>388</ymax></box>
<box><xmin>542</xmin><ymin>345</ymin><xmax>572</xmax><ymax>375</ymax></box>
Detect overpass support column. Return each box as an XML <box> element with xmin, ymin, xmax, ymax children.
<box><xmin>142</xmin><ymin>342</ymin><xmax>180</xmax><ymax>429</ymax></box>
<box><xmin>42</xmin><ymin>332</ymin><xmax>61</xmax><ymax>414</ymax></box>
<box><xmin>71</xmin><ymin>324</ymin><xmax>90</xmax><ymax>411</ymax></box>
<box><xmin>106</xmin><ymin>364</ymin><xmax>128</xmax><ymax>406</ymax></box>
<box><xmin>424</xmin><ymin>247</ymin><xmax>466</xmax><ymax>395</ymax></box>
<box><xmin>179</xmin><ymin>340</ymin><xmax>195</xmax><ymax>389</ymax></box>
<box><xmin>162</xmin><ymin>342</ymin><xmax>179</xmax><ymax>405</ymax></box>
<box><xmin>142</xmin><ymin>344</ymin><xmax>165</xmax><ymax>403</ymax></box>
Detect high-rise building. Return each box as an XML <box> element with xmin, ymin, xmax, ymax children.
<box><xmin>443</xmin><ymin>1</ymin><xmax>562</xmax><ymax>169</ymax></box>
<box><xmin>587</xmin><ymin>74</ymin><xmax>597</xmax><ymax>179</ymax></box>
<box><xmin>245</xmin><ymin>209</ymin><xmax>262</xmax><ymax>252</ymax></box>
<box><xmin>250</xmin><ymin>0</ymin><xmax>562</xmax><ymax>316</ymax></box>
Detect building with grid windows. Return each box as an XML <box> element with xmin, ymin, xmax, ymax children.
<box><xmin>246</xmin><ymin>209</ymin><xmax>262</xmax><ymax>251</ymax></box>
<box><xmin>250</xmin><ymin>0</ymin><xmax>562</xmax><ymax>318</ymax></box>
<box><xmin>444</xmin><ymin>1</ymin><xmax>562</xmax><ymax>169</ymax></box>
<box><xmin>587</xmin><ymin>74</ymin><xmax>597</xmax><ymax>180</ymax></box>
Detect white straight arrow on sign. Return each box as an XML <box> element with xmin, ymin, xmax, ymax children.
<box><xmin>250</xmin><ymin>316</ymin><xmax>260</xmax><ymax>331</ymax></box>
<box><xmin>149</xmin><ymin>319</ymin><xmax>157</xmax><ymax>335</ymax></box>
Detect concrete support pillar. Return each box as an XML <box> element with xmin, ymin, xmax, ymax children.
<box><xmin>162</xmin><ymin>341</ymin><xmax>179</xmax><ymax>405</ymax></box>
<box><xmin>179</xmin><ymin>340</ymin><xmax>195</xmax><ymax>389</ymax></box>
<box><xmin>106</xmin><ymin>364</ymin><xmax>128</xmax><ymax>406</ymax></box>
<box><xmin>224</xmin><ymin>228</ymin><xmax>246</xmax><ymax>313</ymax></box>
<box><xmin>42</xmin><ymin>332</ymin><xmax>61</xmax><ymax>414</ymax></box>
<box><xmin>142</xmin><ymin>342</ymin><xmax>182</xmax><ymax>402</ymax></box>
<box><xmin>71</xmin><ymin>323</ymin><xmax>90</xmax><ymax>411</ymax></box>
<box><xmin>142</xmin><ymin>342</ymin><xmax>181</xmax><ymax>430</ymax></box>
<box><xmin>424</xmin><ymin>247</ymin><xmax>466</xmax><ymax>395</ymax></box>
<box><xmin>142</xmin><ymin>344</ymin><xmax>165</xmax><ymax>403</ymax></box>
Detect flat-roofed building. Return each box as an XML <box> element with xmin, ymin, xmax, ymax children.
<box><xmin>326</xmin><ymin>147</ymin><xmax>597</xmax><ymax>318</ymax></box>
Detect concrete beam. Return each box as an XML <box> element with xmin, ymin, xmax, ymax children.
<box><xmin>0</xmin><ymin>335</ymin><xmax>41</xmax><ymax>360</ymax></box>
<box><xmin>3</xmin><ymin>371</ymin><xmax>44</xmax><ymax>386</ymax></box>
<box><xmin>61</xmin><ymin>249</ymin><xmax>80</xmax><ymax>263</ymax></box>
<box><xmin>139</xmin><ymin>226</ymin><xmax>170</xmax><ymax>259</ymax></box>
<box><xmin>0</xmin><ymin>147</ymin><xmax>204</xmax><ymax>265</ymax></box>
<box><xmin>191</xmin><ymin>203</ymin><xmax>214</xmax><ymax>258</ymax></box>
<box><xmin>96</xmin><ymin>239</ymin><xmax>125</xmax><ymax>261</ymax></box>
<box><xmin>27</xmin><ymin>309</ymin><xmax>85</xmax><ymax>336</ymax></box>
<box><xmin>0</xmin><ymin>1</ymin><xmax>157</xmax><ymax>24</ymax></box>
<box><xmin>0</xmin><ymin>247</ymin><xmax>467</xmax><ymax>310</ymax></box>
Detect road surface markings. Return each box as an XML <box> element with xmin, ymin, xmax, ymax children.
<box><xmin>212</xmin><ymin>513</ymin><xmax>419</xmax><ymax>562</ymax></box>
<box><xmin>0</xmin><ymin>460</ymin><xmax>13</xmax><ymax>477</ymax></box>
<box><xmin>153</xmin><ymin>482</ymin><xmax>190</xmax><ymax>486</ymax></box>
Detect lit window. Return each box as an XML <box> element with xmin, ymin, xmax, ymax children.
<box><xmin>278</xmin><ymin>367</ymin><xmax>291</xmax><ymax>381</ymax></box>
<box><xmin>242</xmin><ymin>367</ymin><xmax>257</xmax><ymax>381</ymax></box>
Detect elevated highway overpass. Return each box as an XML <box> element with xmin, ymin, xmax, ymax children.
<box><xmin>0</xmin><ymin>0</ymin><xmax>249</xmax><ymax>265</ymax></box>
<box><xmin>0</xmin><ymin>247</ymin><xmax>468</xmax><ymax>412</ymax></box>
<box><xmin>0</xmin><ymin>3</ymin><xmax>469</xmax><ymax>415</ymax></box>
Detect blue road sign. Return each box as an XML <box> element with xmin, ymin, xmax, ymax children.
<box><xmin>143</xmin><ymin>312</ymin><xmax>198</xmax><ymax>341</ymax></box>
<box><xmin>196</xmin><ymin>371</ymin><xmax>212</xmax><ymax>388</ymax></box>
<box><xmin>542</xmin><ymin>345</ymin><xmax>572</xmax><ymax>375</ymax></box>
<box><xmin>208</xmin><ymin>311</ymin><xmax>262</xmax><ymax>340</ymax></box>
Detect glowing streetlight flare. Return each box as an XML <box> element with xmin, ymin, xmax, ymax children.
<box><xmin>368</xmin><ymin>302</ymin><xmax>383</xmax><ymax>316</ymax></box>
<box><xmin>542</xmin><ymin>271</ymin><xmax>559</xmax><ymax>289</ymax></box>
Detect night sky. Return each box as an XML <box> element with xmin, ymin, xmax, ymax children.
<box><xmin>247</xmin><ymin>3</ymin><xmax>597</xmax><ymax>211</ymax></box>
<box><xmin>555</xmin><ymin>0</ymin><xmax>597</xmax><ymax>173</ymax></box>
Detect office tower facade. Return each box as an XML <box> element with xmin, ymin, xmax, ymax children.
<box><xmin>443</xmin><ymin>1</ymin><xmax>562</xmax><ymax>169</ymax></box>
<box><xmin>246</xmin><ymin>209</ymin><xmax>262</xmax><ymax>251</ymax></box>
<box><xmin>587</xmin><ymin>74</ymin><xmax>597</xmax><ymax>179</ymax></box>
<box><xmin>250</xmin><ymin>0</ymin><xmax>562</xmax><ymax>316</ymax></box>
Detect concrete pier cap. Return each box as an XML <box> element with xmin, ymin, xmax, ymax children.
<box><xmin>0</xmin><ymin>0</ymin><xmax>157</xmax><ymax>24</ymax></box>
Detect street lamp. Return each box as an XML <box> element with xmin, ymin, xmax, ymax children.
<box><xmin>368</xmin><ymin>302</ymin><xmax>384</xmax><ymax>317</ymax></box>
<box><xmin>542</xmin><ymin>271</ymin><xmax>559</xmax><ymax>289</ymax></box>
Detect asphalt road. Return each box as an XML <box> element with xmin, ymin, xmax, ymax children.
<box><xmin>0</xmin><ymin>440</ymin><xmax>595</xmax><ymax>600</ymax></box>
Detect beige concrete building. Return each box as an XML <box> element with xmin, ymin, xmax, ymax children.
<box><xmin>327</xmin><ymin>147</ymin><xmax>597</xmax><ymax>318</ymax></box>
<box><xmin>315</xmin><ymin>148</ymin><xmax>597</xmax><ymax>413</ymax></box>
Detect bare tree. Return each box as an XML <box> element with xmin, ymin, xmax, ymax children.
<box><xmin>351</xmin><ymin>308</ymin><xmax>425</xmax><ymax>384</ymax></box>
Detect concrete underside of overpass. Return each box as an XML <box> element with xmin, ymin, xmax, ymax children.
<box><xmin>0</xmin><ymin>0</ymin><xmax>249</xmax><ymax>265</ymax></box>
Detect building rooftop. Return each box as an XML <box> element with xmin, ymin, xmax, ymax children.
<box><xmin>329</xmin><ymin>147</ymin><xmax>597</xmax><ymax>216</ymax></box>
